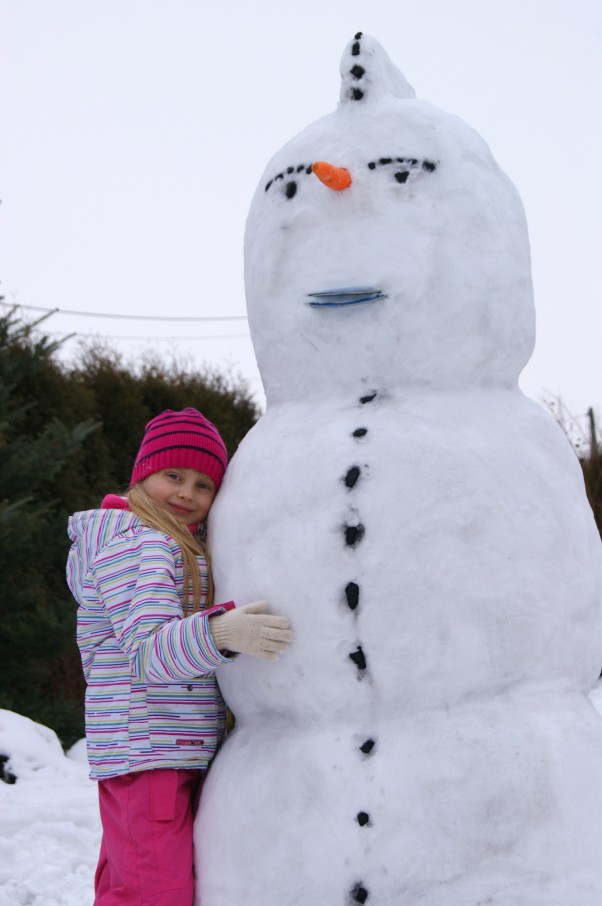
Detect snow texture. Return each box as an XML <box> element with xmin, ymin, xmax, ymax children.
<box><xmin>196</xmin><ymin>33</ymin><xmax>602</xmax><ymax>906</ymax></box>
<box><xmin>0</xmin><ymin>710</ymin><xmax>100</xmax><ymax>906</ymax></box>
<box><xmin>3</xmin><ymin>689</ymin><xmax>602</xmax><ymax>904</ymax></box>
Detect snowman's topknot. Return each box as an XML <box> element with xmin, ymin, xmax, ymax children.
<box><xmin>340</xmin><ymin>33</ymin><xmax>416</xmax><ymax>105</ymax></box>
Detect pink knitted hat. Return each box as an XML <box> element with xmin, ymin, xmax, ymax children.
<box><xmin>130</xmin><ymin>408</ymin><xmax>228</xmax><ymax>490</ymax></box>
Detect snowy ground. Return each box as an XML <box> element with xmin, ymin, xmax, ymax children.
<box><xmin>0</xmin><ymin>712</ymin><xmax>99</xmax><ymax>906</ymax></box>
<box><xmin>3</xmin><ymin>685</ymin><xmax>602</xmax><ymax>905</ymax></box>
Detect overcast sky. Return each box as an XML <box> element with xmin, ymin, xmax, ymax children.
<box><xmin>2</xmin><ymin>0</ymin><xmax>600</xmax><ymax>432</ymax></box>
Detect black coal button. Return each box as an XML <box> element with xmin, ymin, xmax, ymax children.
<box><xmin>344</xmin><ymin>466</ymin><xmax>361</xmax><ymax>488</ymax></box>
<box><xmin>351</xmin><ymin>883</ymin><xmax>369</xmax><ymax>903</ymax></box>
<box><xmin>345</xmin><ymin>524</ymin><xmax>365</xmax><ymax>547</ymax></box>
<box><xmin>349</xmin><ymin>646</ymin><xmax>367</xmax><ymax>670</ymax></box>
<box><xmin>345</xmin><ymin>582</ymin><xmax>359</xmax><ymax>611</ymax></box>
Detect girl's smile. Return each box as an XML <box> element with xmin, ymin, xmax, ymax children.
<box><xmin>169</xmin><ymin>503</ymin><xmax>193</xmax><ymax>515</ymax></box>
<box><xmin>142</xmin><ymin>468</ymin><xmax>216</xmax><ymax>526</ymax></box>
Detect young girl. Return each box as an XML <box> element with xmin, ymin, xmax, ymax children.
<box><xmin>67</xmin><ymin>407</ymin><xmax>292</xmax><ymax>906</ymax></box>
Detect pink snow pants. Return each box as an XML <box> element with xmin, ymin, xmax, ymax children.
<box><xmin>94</xmin><ymin>768</ymin><xmax>204</xmax><ymax>906</ymax></box>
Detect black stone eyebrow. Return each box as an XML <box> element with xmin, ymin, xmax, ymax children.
<box><xmin>265</xmin><ymin>163</ymin><xmax>314</xmax><ymax>192</ymax></box>
<box><xmin>366</xmin><ymin>156</ymin><xmax>438</xmax><ymax>172</ymax></box>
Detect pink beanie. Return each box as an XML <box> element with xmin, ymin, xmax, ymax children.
<box><xmin>130</xmin><ymin>408</ymin><xmax>228</xmax><ymax>490</ymax></box>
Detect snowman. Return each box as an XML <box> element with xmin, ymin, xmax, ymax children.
<box><xmin>195</xmin><ymin>33</ymin><xmax>602</xmax><ymax>906</ymax></box>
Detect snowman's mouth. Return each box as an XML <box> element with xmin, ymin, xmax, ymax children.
<box><xmin>307</xmin><ymin>288</ymin><xmax>386</xmax><ymax>307</ymax></box>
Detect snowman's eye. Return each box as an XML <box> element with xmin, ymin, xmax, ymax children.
<box><xmin>265</xmin><ymin>163</ymin><xmax>313</xmax><ymax>197</ymax></box>
<box><xmin>367</xmin><ymin>156</ymin><xmax>437</xmax><ymax>185</ymax></box>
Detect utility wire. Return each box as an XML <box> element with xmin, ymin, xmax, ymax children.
<box><xmin>0</xmin><ymin>299</ymin><xmax>247</xmax><ymax>322</ymax></box>
<box><xmin>46</xmin><ymin>330</ymin><xmax>250</xmax><ymax>341</ymax></box>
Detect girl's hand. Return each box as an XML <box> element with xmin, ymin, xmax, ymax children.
<box><xmin>209</xmin><ymin>601</ymin><xmax>293</xmax><ymax>660</ymax></box>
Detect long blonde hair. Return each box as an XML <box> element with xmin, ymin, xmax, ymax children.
<box><xmin>127</xmin><ymin>484</ymin><xmax>214</xmax><ymax>614</ymax></box>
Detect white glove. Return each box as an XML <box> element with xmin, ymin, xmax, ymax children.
<box><xmin>209</xmin><ymin>601</ymin><xmax>293</xmax><ymax>660</ymax></box>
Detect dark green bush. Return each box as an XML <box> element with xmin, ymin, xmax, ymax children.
<box><xmin>0</xmin><ymin>309</ymin><xmax>258</xmax><ymax>747</ymax></box>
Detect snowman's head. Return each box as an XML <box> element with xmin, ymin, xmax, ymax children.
<box><xmin>245</xmin><ymin>33</ymin><xmax>535</xmax><ymax>405</ymax></box>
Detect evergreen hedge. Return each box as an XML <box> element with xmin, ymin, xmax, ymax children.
<box><xmin>0</xmin><ymin>309</ymin><xmax>258</xmax><ymax>747</ymax></box>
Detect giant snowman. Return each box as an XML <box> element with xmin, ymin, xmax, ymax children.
<box><xmin>195</xmin><ymin>33</ymin><xmax>602</xmax><ymax>906</ymax></box>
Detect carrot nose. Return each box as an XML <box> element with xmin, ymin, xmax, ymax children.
<box><xmin>311</xmin><ymin>161</ymin><xmax>352</xmax><ymax>191</ymax></box>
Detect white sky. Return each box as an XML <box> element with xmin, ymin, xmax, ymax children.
<box><xmin>1</xmin><ymin>0</ymin><xmax>601</xmax><ymax>429</ymax></box>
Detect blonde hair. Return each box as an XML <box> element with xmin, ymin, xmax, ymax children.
<box><xmin>127</xmin><ymin>484</ymin><xmax>214</xmax><ymax>614</ymax></box>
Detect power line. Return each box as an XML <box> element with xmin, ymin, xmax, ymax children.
<box><xmin>46</xmin><ymin>330</ymin><xmax>251</xmax><ymax>341</ymax></box>
<box><xmin>0</xmin><ymin>299</ymin><xmax>248</xmax><ymax>322</ymax></box>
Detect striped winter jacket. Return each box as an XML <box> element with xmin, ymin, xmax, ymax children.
<box><xmin>66</xmin><ymin>506</ymin><xmax>234</xmax><ymax>780</ymax></box>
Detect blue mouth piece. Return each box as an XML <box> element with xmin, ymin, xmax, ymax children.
<box><xmin>307</xmin><ymin>288</ymin><xmax>386</xmax><ymax>308</ymax></box>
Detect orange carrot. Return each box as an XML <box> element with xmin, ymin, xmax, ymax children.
<box><xmin>311</xmin><ymin>161</ymin><xmax>352</xmax><ymax>191</ymax></box>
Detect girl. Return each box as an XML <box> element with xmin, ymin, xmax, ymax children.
<box><xmin>67</xmin><ymin>407</ymin><xmax>292</xmax><ymax>906</ymax></box>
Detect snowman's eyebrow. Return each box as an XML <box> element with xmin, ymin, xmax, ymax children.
<box><xmin>367</xmin><ymin>157</ymin><xmax>437</xmax><ymax>172</ymax></box>
<box><xmin>265</xmin><ymin>163</ymin><xmax>313</xmax><ymax>192</ymax></box>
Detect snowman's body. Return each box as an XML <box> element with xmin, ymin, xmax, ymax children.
<box><xmin>195</xmin><ymin>35</ymin><xmax>602</xmax><ymax>905</ymax></box>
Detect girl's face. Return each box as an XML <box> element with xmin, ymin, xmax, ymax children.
<box><xmin>142</xmin><ymin>468</ymin><xmax>216</xmax><ymax>526</ymax></box>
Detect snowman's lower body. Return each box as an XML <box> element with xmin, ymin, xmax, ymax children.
<box><xmin>194</xmin><ymin>688</ymin><xmax>602</xmax><ymax>906</ymax></box>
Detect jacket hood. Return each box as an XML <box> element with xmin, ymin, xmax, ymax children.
<box><xmin>67</xmin><ymin>507</ymin><xmax>140</xmax><ymax>603</ymax></box>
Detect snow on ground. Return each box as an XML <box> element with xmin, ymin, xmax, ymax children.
<box><xmin>0</xmin><ymin>711</ymin><xmax>99</xmax><ymax>906</ymax></box>
<box><xmin>2</xmin><ymin>685</ymin><xmax>602</xmax><ymax>905</ymax></box>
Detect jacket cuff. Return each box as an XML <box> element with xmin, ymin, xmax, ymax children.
<box><xmin>203</xmin><ymin>600</ymin><xmax>236</xmax><ymax>618</ymax></box>
<box><xmin>190</xmin><ymin>604</ymin><xmax>237</xmax><ymax>667</ymax></box>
